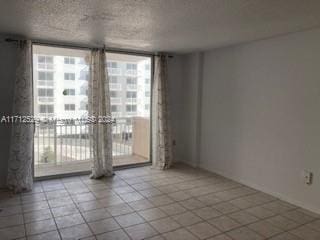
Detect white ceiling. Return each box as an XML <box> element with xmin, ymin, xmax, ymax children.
<box><xmin>1</xmin><ymin>0</ymin><xmax>320</xmax><ymax>53</ymax></box>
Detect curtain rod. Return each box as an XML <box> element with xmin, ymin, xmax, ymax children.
<box><xmin>5</xmin><ymin>38</ymin><xmax>173</xmax><ymax>58</ymax></box>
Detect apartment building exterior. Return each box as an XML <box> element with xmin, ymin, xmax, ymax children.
<box><xmin>33</xmin><ymin>48</ymin><xmax>151</xmax><ymax>120</ymax></box>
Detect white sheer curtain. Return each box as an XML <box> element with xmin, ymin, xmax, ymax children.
<box><xmin>152</xmin><ymin>55</ymin><xmax>173</xmax><ymax>169</ymax></box>
<box><xmin>7</xmin><ymin>40</ymin><xmax>34</xmax><ymax>193</ymax></box>
<box><xmin>88</xmin><ymin>49</ymin><xmax>113</xmax><ymax>178</ymax></box>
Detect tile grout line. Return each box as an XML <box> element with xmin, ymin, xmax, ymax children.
<box><xmin>1</xmin><ymin>166</ymin><xmax>320</xmax><ymax>240</ymax></box>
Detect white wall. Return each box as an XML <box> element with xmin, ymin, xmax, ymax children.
<box><xmin>167</xmin><ymin>55</ymin><xmax>184</xmax><ymax>162</ymax></box>
<box><xmin>194</xmin><ymin>28</ymin><xmax>320</xmax><ymax>213</ymax></box>
<box><xmin>179</xmin><ymin>53</ymin><xmax>203</xmax><ymax>167</ymax></box>
<box><xmin>0</xmin><ymin>36</ymin><xmax>17</xmax><ymax>187</ymax></box>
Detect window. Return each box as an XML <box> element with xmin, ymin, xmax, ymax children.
<box><xmin>80</xmin><ymin>85</ymin><xmax>88</xmax><ymax>95</ymax></box>
<box><xmin>38</xmin><ymin>71</ymin><xmax>53</xmax><ymax>81</ymax></box>
<box><xmin>39</xmin><ymin>104</ymin><xmax>54</xmax><ymax>113</ymax></box>
<box><xmin>111</xmin><ymin>105</ymin><xmax>119</xmax><ymax>112</ymax></box>
<box><xmin>107</xmin><ymin>62</ymin><xmax>117</xmax><ymax>68</ymax></box>
<box><xmin>34</xmin><ymin>45</ymin><xmax>92</xmax><ymax>177</ymax></box>
<box><xmin>145</xmin><ymin>78</ymin><xmax>150</xmax><ymax>84</ymax></box>
<box><xmin>145</xmin><ymin>91</ymin><xmax>150</xmax><ymax>97</ymax></box>
<box><xmin>38</xmin><ymin>56</ymin><xmax>53</xmax><ymax>64</ymax></box>
<box><xmin>64</xmin><ymin>89</ymin><xmax>75</xmax><ymax>96</ymax></box>
<box><xmin>38</xmin><ymin>56</ymin><xmax>54</xmax><ymax>70</ymax></box>
<box><xmin>79</xmin><ymin>70</ymin><xmax>89</xmax><ymax>80</ymax></box>
<box><xmin>126</xmin><ymin>77</ymin><xmax>137</xmax><ymax>84</ymax></box>
<box><xmin>79</xmin><ymin>101</ymin><xmax>88</xmax><ymax>110</ymax></box>
<box><xmin>145</xmin><ymin>104</ymin><xmax>150</xmax><ymax>110</ymax></box>
<box><xmin>126</xmin><ymin>105</ymin><xmax>137</xmax><ymax>112</ymax></box>
<box><xmin>38</xmin><ymin>88</ymin><xmax>54</xmax><ymax>97</ymax></box>
<box><xmin>126</xmin><ymin>91</ymin><xmax>137</xmax><ymax>98</ymax></box>
<box><xmin>110</xmin><ymin>91</ymin><xmax>118</xmax><ymax>98</ymax></box>
<box><xmin>65</xmin><ymin>104</ymin><xmax>75</xmax><ymax>111</ymax></box>
<box><xmin>126</xmin><ymin>63</ymin><xmax>137</xmax><ymax>70</ymax></box>
<box><xmin>145</xmin><ymin>64</ymin><xmax>150</xmax><ymax>70</ymax></box>
<box><xmin>64</xmin><ymin>57</ymin><xmax>75</xmax><ymax>64</ymax></box>
<box><xmin>64</xmin><ymin>73</ymin><xmax>75</xmax><ymax>80</ymax></box>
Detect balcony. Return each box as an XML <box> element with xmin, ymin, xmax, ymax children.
<box><xmin>34</xmin><ymin>117</ymin><xmax>150</xmax><ymax>177</ymax></box>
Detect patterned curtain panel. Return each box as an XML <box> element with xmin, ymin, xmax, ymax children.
<box><xmin>152</xmin><ymin>55</ymin><xmax>173</xmax><ymax>169</ymax></box>
<box><xmin>88</xmin><ymin>49</ymin><xmax>113</xmax><ymax>178</ymax></box>
<box><xmin>7</xmin><ymin>40</ymin><xmax>34</xmax><ymax>193</ymax></box>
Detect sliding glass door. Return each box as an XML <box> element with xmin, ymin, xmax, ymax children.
<box><xmin>106</xmin><ymin>52</ymin><xmax>151</xmax><ymax>167</ymax></box>
<box><xmin>33</xmin><ymin>45</ymin><xmax>91</xmax><ymax>177</ymax></box>
<box><xmin>33</xmin><ymin>45</ymin><xmax>151</xmax><ymax>178</ymax></box>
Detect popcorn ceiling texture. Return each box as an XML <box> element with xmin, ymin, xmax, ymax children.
<box><xmin>1</xmin><ymin>0</ymin><xmax>320</xmax><ymax>52</ymax></box>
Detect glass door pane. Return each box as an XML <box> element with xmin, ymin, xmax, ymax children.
<box><xmin>33</xmin><ymin>46</ymin><xmax>151</xmax><ymax>178</ymax></box>
<box><xmin>106</xmin><ymin>52</ymin><xmax>151</xmax><ymax>166</ymax></box>
<box><xmin>33</xmin><ymin>45</ymin><xmax>91</xmax><ymax>177</ymax></box>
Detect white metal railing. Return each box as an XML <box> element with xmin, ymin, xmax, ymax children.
<box><xmin>34</xmin><ymin>118</ymin><xmax>133</xmax><ymax>167</ymax></box>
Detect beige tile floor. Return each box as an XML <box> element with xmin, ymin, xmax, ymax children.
<box><xmin>0</xmin><ymin>163</ymin><xmax>319</xmax><ymax>240</ymax></box>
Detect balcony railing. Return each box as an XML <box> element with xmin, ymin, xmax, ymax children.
<box><xmin>34</xmin><ymin>118</ymin><xmax>135</xmax><ymax>168</ymax></box>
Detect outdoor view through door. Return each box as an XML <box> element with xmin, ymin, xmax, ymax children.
<box><xmin>33</xmin><ymin>45</ymin><xmax>151</xmax><ymax>177</ymax></box>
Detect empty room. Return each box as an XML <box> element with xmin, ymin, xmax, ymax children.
<box><xmin>0</xmin><ymin>0</ymin><xmax>320</xmax><ymax>239</ymax></box>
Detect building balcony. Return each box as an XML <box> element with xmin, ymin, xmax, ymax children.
<box><xmin>34</xmin><ymin>117</ymin><xmax>150</xmax><ymax>177</ymax></box>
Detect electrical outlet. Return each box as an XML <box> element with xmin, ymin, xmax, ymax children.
<box><xmin>302</xmin><ymin>170</ymin><xmax>313</xmax><ymax>185</ymax></box>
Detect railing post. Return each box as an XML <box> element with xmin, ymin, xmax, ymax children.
<box><xmin>54</xmin><ymin>121</ymin><xmax>57</xmax><ymax>165</ymax></box>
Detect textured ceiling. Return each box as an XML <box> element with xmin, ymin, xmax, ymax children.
<box><xmin>1</xmin><ymin>0</ymin><xmax>320</xmax><ymax>53</ymax></box>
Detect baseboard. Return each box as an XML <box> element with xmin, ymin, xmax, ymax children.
<box><xmin>176</xmin><ymin>160</ymin><xmax>198</xmax><ymax>168</ymax></box>
<box><xmin>183</xmin><ymin>161</ymin><xmax>320</xmax><ymax>215</ymax></box>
